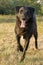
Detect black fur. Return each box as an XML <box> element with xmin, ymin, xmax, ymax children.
<box><xmin>15</xmin><ymin>6</ymin><xmax>38</xmax><ymax>61</ymax></box>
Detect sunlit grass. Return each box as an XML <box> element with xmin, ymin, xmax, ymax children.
<box><xmin>0</xmin><ymin>15</ymin><xmax>43</xmax><ymax>65</ymax></box>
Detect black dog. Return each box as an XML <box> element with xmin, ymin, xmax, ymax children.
<box><xmin>15</xmin><ymin>6</ymin><xmax>38</xmax><ymax>61</ymax></box>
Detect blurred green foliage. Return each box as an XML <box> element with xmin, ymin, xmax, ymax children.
<box><xmin>0</xmin><ymin>0</ymin><xmax>43</xmax><ymax>15</ymax></box>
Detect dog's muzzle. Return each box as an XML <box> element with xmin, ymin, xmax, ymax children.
<box><xmin>20</xmin><ymin>19</ymin><xmax>26</xmax><ymax>28</ymax></box>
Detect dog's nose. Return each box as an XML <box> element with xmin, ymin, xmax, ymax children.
<box><xmin>22</xmin><ymin>18</ymin><xmax>25</xmax><ymax>20</ymax></box>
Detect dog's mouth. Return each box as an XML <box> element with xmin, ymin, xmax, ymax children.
<box><xmin>20</xmin><ymin>19</ymin><xmax>26</xmax><ymax>28</ymax></box>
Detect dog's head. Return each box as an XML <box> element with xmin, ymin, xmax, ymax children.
<box><xmin>15</xmin><ymin>6</ymin><xmax>35</xmax><ymax>29</ymax></box>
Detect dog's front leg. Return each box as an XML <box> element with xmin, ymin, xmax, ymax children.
<box><xmin>20</xmin><ymin>38</ymin><xmax>30</xmax><ymax>62</ymax></box>
<box><xmin>16</xmin><ymin>35</ymin><xmax>23</xmax><ymax>52</ymax></box>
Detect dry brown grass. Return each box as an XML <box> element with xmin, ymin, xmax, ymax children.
<box><xmin>0</xmin><ymin>15</ymin><xmax>43</xmax><ymax>65</ymax></box>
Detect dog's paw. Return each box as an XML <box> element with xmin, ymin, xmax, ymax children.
<box><xmin>19</xmin><ymin>46</ymin><xmax>23</xmax><ymax>52</ymax></box>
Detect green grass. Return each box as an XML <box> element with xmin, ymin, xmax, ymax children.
<box><xmin>0</xmin><ymin>15</ymin><xmax>43</xmax><ymax>65</ymax></box>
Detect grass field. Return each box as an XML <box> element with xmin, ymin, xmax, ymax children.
<box><xmin>0</xmin><ymin>15</ymin><xmax>43</xmax><ymax>65</ymax></box>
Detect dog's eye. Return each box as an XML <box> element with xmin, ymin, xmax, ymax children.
<box><xmin>20</xmin><ymin>10</ymin><xmax>24</xmax><ymax>14</ymax></box>
<box><xmin>26</xmin><ymin>11</ymin><xmax>30</xmax><ymax>15</ymax></box>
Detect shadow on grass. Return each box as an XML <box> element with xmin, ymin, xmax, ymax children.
<box><xmin>0</xmin><ymin>19</ymin><xmax>16</xmax><ymax>23</ymax></box>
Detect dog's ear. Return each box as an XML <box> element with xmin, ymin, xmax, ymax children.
<box><xmin>15</xmin><ymin>6</ymin><xmax>22</xmax><ymax>13</ymax></box>
<box><xmin>28</xmin><ymin>7</ymin><xmax>35</xmax><ymax>15</ymax></box>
